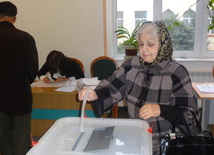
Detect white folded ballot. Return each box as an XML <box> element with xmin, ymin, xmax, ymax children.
<box><xmin>75</xmin><ymin>77</ymin><xmax>100</xmax><ymax>92</ymax></box>
<box><xmin>55</xmin><ymin>77</ymin><xmax>100</xmax><ymax>92</ymax></box>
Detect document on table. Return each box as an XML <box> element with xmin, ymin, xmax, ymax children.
<box><xmin>31</xmin><ymin>77</ymin><xmax>77</xmax><ymax>87</ymax></box>
<box><xmin>31</xmin><ymin>80</ymin><xmax>68</xmax><ymax>87</ymax></box>
<box><xmin>196</xmin><ymin>84</ymin><xmax>214</xmax><ymax>93</ymax></box>
<box><xmin>31</xmin><ymin>77</ymin><xmax>100</xmax><ymax>92</ymax></box>
<box><xmin>54</xmin><ymin>86</ymin><xmax>76</xmax><ymax>92</ymax></box>
<box><xmin>55</xmin><ymin>77</ymin><xmax>100</xmax><ymax>92</ymax></box>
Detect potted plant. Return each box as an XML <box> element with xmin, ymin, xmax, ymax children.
<box><xmin>115</xmin><ymin>21</ymin><xmax>142</xmax><ymax>56</ymax></box>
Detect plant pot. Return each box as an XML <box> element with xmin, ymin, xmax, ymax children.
<box><xmin>125</xmin><ymin>48</ymin><xmax>138</xmax><ymax>56</ymax></box>
<box><xmin>121</xmin><ymin>45</ymin><xmax>138</xmax><ymax>56</ymax></box>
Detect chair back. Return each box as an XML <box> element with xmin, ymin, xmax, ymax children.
<box><xmin>70</xmin><ymin>57</ymin><xmax>85</xmax><ymax>73</ymax></box>
<box><xmin>90</xmin><ymin>56</ymin><xmax>117</xmax><ymax>80</ymax></box>
<box><xmin>90</xmin><ymin>56</ymin><xmax>119</xmax><ymax>118</ymax></box>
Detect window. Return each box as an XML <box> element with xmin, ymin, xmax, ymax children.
<box><xmin>135</xmin><ymin>11</ymin><xmax>147</xmax><ymax>27</ymax></box>
<box><xmin>163</xmin><ymin>0</ymin><xmax>196</xmax><ymax>52</ymax></box>
<box><xmin>115</xmin><ymin>0</ymin><xmax>153</xmax><ymax>58</ymax></box>
<box><xmin>208</xmin><ymin>9</ymin><xmax>214</xmax><ymax>51</ymax></box>
<box><xmin>113</xmin><ymin>0</ymin><xmax>213</xmax><ymax>59</ymax></box>
<box><xmin>183</xmin><ymin>9</ymin><xmax>195</xmax><ymax>26</ymax></box>
<box><xmin>117</xmin><ymin>11</ymin><xmax>123</xmax><ymax>27</ymax></box>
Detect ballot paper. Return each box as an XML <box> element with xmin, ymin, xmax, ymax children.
<box><xmin>196</xmin><ymin>84</ymin><xmax>214</xmax><ymax>93</ymax></box>
<box><xmin>75</xmin><ymin>77</ymin><xmax>100</xmax><ymax>92</ymax></box>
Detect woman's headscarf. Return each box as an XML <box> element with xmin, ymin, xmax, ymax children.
<box><xmin>137</xmin><ymin>21</ymin><xmax>173</xmax><ymax>67</ymax></box>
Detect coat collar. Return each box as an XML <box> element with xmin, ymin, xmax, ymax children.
<box><xmin>142</xmin><ymin>59</ymin><xmax>171</xmax><ymax>76</ymax></box>
<box><xmin>0</xmin><ymin>21</ymin><xmax>15</xmax><ymax>27</ymax></box>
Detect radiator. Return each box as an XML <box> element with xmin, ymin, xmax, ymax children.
<box><xmin>189</xmin><ymin>71</ymin><xmax>214</xmax><ymax>83</ymax></box>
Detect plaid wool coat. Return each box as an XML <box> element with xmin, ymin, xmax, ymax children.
<box><xmin>93</xmin><ymin>56</ymin><xmax>200</xmax><ymax>154</ymax></box>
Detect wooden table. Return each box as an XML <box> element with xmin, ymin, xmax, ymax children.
<box><xmin>192</xmin><ymin>83</ymin><xmax>214</xmax><ymax>135</ymax></box>
<box><xmin>31</xmin><ymin>87</ymin><xmax>96</xmax><ymax>137</ymax></box>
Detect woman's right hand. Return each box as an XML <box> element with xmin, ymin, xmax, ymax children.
<box><xmin>42</xmin><ymin>77</ymin><xmax>51</xmax><ymax>83</ymax></box>
<box><xmin>78</xmin><ymin>87</ymin><xmax>98</xmax><ymax>101</ymax></box>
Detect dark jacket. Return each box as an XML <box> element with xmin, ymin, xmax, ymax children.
<box><xmin>0</xmin><ymin>21</ymin><xmax>38</xmax><ymax>116</ymax></box>
<box><xmin>38</xmin><ymin>57</ymin><xmax>85</xmax><ymax>80</ymax></box>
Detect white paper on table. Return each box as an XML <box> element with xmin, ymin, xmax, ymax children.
<box><xmin>31</xmin><ymin>80</ymin><xmax>67</xmax><ymax>87</ymax></box>
<box><xmin>75</xmin><ymin>77</ymin><xmax>100</xmax><ymax>91</ymax></box>
<box><xmin>31</xmin><ymin>77</ymin><xmax>77</xmax><ymax>87</ymax></box>
<box><xmin>31</xmin><ymin>77</ymin><xmax>100</xmax><ymax>92</ymax></box>
<box><xmin>79</xmin><ymin>77</ymin><xmax>100</xmax><ymax>85</ymax></box>
<box><xmin>54</xmin><ymin>86</ymin><xmax>76</xmax><ymax>92</ymax></box>
<box><xmin>196</xmin><ymin>84</ymin><xmax>214</xmax><ymax>93</ymax></box>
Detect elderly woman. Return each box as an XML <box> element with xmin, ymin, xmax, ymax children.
<box><xmin>78</xmin><ymin>21</ymin><xmax>200</xmax><ymax>154</ymax></box>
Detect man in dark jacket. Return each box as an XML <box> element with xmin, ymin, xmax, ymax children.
<box><xmin>0</xmin><ymin>1</ymin><xmax>38</xmax><ymax>155</ymax></box>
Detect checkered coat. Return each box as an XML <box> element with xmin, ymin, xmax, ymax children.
<box><xmin>93</xmin><ymin>56</ymin><xmax>200</xmax><ymax>154</ymax></box>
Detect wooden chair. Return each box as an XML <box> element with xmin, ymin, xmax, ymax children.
<box><xmin>70</xmin><ymin>57</ymin><xmax>85</xmax><ymax>73</ymax></box>
<box><xmin>90</xmin><ymin>56</ymin><xmax>118</xmax><ymax>80</ymax></box>
<box><xmin>90</xmin><ymin>56</ymin><xmax>119</xmax><ymax>118</ymax></box>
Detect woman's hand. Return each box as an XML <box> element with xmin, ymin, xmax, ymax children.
<box><xmin>42</xmin><ymin>77</ymin><xmax>51</xmax><ymax>83</ymax></box>
<box><xmin>139</xmin><ymin>103</ymin><xmax>160</xmax><ymax>119</ymax></box>
<box><xmin>78</xmin><ymin>87</ymin><xmax>98</xmax><ymax>101</ymax></box>
<box><xmin>54</xmin><ymin>77</ymin><xmax>68</xmax><ymax>83</ymax></box>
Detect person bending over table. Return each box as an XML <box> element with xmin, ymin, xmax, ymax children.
<box><xmin>38</xmin><ymin>50</ymin><xmax>84</xmax><ymax>83</ymax></box>
<box><xmin>78</xmin><ymin>21</ymin><xmax>200</xmax><ymax>155</ymax></box>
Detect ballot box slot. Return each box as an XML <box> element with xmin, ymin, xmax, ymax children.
<box><xmin>84</xmin><ymin>126</ymin><xmax>114</xmax><ymax>152</ymax></box>
<box><xmin>71</xmin><ymin>132</ymin><xmax>85</xmax><ymax>151</ymax></box>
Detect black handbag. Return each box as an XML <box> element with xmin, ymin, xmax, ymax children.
<box><xmin>160</xmin><ymin>114</ymin><xmax>214</xmax><ymax>155</ymax></box>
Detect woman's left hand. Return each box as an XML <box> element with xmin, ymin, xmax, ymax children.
<box><xmin>139</xmin><ymin>103</ymin><xmax>160</xmax><ymax>119</ymax></box>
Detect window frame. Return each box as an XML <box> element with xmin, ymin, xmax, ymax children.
<box><xmin>117</xmin><ymin>11</ymin><xmax>124</xmax><ymax>27</ymax></box>
<box><xmin>108</xmin><ymin>0</ymin><xmax>213</xmax><ymax>59</ymax></box>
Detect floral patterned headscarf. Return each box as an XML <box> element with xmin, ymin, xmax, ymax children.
<box><xmin>138</xmin><ymin>21</ymin><xmax>173</xmax><ymax>67</ymax></box>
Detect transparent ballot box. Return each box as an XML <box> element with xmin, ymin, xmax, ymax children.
<box><xmin>27</xmin><ymin>117</ymin><xmax>152</xmax><ymax>155</ymax></box>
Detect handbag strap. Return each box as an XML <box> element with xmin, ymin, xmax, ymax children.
<box><xmin>170</xmin><ymin>110</ymin><xmax>202</xmax><ymax>136</ymax></box>
<box><xmin>190</xmin><ymin>110</ymin><xmax>202</xmax><ymax>133</ymax></box>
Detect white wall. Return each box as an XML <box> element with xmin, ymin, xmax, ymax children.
<box><xmin>9</xmin><ymin>0</ymin><xmax>105</xmax><ymax>78</ymax></box>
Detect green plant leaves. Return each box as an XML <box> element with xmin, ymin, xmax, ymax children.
<box><xmin>115</xmin><ymin>20</ymin><xmax>143</xmax><ymax>48</ymax></box>
<box><xmin>208</xmin><ymin>0</ymin><xmax>214</xmax><ymax>30</ymax></box>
